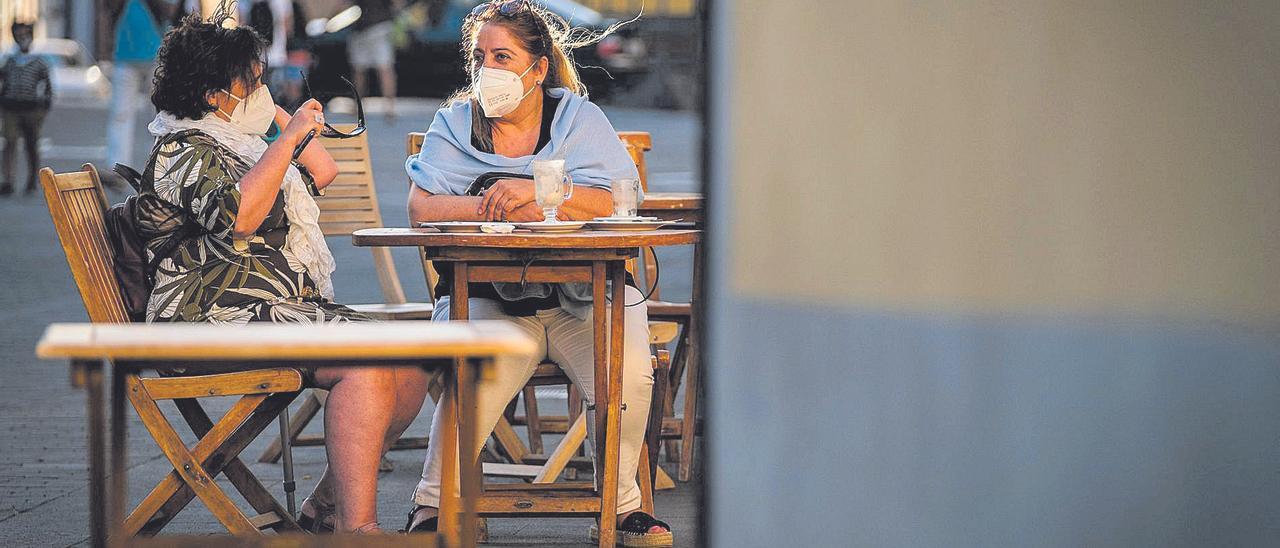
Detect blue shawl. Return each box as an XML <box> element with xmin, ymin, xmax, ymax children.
<box><xmin>405</xmin><ymin>88</ymin><xmax>640</xmax><ymax>317</ymax></box>
<box><xmin>406</xmin><ymin>87</ymin><xmax>639</xmax><ymax>197</ymax></box>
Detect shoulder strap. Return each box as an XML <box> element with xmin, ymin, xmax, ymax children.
<box><xmin>138</xmin><ymin>128</ymin><xmax>206</xmax><ymax>281</ymax></box>
<box><xmin>140</xmin><ymin>128</ymin><xmax>204</xmax><ymax>193</ymax></box>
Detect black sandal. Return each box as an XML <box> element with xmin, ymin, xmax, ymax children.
<box><xmin>297</xmin><ymin>498</ymin><xmax>335</xmax><ymax>534</ymax></box>
<box><xmin>404</xmin><ymin>505</ymin><xmax>438</xmax><ymax>533</ymax></box>
<box><xmin>590</xmin><ymin>512</ymin><xmax>674</xmax><ymax>547</ymax></box>
<box><xmin>403</xmin><ymin>506</ymin><xmax>490</xmax><ymax>541</ymax></box>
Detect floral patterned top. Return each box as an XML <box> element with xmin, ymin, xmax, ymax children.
<box><xmin>144</xmin><ymin>131</ymin><xmax>362</xmax><ymax>325</ymax></box>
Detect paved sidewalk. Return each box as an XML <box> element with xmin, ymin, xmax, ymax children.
<box><xmin>0</xmin><ymin>102</ymin><xmax>702</xmax><ymax>546</ymax></box>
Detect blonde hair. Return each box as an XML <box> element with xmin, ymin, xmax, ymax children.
<box><xmin>446</xmin><ymin>1</ymin><xmax>628</xmax><ymax>151</ymax></box>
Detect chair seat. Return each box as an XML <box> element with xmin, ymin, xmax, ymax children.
<box><xmin>528</xmin><ymin>362</ymin><xmax>569</xmax><ymax>386</ymax></box>
<box><xmin>646</xmin><ymin>300</ymin><xmax>691</xmax><ymax>319</ymax></box>
<box><xmin>649</xmin><ymin>321</ymin><xmax>680</xmax><ymax>345</ymax></box>
<box><xmin>347</xmin><ymin>302</ymin><xmax>434</xmax><ymax>320</ymax></box>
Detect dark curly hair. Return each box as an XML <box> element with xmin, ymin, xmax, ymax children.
<box><xmin>151</xmin><ymin>12</ymin><xmax>265</xmax><ymax>120</ymax></box>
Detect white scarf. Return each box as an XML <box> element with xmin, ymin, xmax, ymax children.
<box><xmin>147</xmin><ymin>111</ymin><xmax>336</xmax><ymax>299</ymax></box>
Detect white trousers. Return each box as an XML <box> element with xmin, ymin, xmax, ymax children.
<box><xmin>106</xmin><ymin>62</ymin><xmax>153</xmax><ymax>168</ymax></box>
<box><xmin>413</xmin><ymin>286</ymin><xmax>654</xmax><ymax>514</ymax></box>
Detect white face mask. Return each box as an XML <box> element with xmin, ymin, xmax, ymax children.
<box><xmin>219</xmin><ymin>85</ymin><xmax>276</xmax><ymax>135</ymax></box>
<box><xmin>474</xmin><ymin>60</ymin><xmax>539</xmax><ymax>118</ymax></box>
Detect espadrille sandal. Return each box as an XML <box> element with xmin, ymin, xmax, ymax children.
<box><xmin>589</xmin><ymin>512</ymin><xmax>674</xmax><ymax>547</ymax></box>
<box><xmin>403</xmin><ymin>506</ymin><xmax>488</xmax><ymax>541</ymax></box>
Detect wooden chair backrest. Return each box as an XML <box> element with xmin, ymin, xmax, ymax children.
<box><xmin>406</xmin><ymin>132</ymin><xmax>438</xmax><ymax>298</ymax></box>
<box><xmin>617</xmin><ymin>131</ymin><xmax>652</xmax><ymax>190</ymax></box>
<box><xmin>316</xmin><ymin>125</ymin><xmax>383</xmax><ymax>235</ymax></box>
<box><xmin>315</xmin><ymin>125</ymin><xmax>407</xmax><ymax>304</ymax></box>
<box><xmin>39</xmin><ymin>165</ymin><xmax>131</xmax><ymax>324</ymax></box>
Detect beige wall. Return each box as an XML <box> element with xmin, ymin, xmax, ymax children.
<box><xmin>729</xmin><ymin>1</ymin><xmax>1280</xmax><ymax>324</ymax></box>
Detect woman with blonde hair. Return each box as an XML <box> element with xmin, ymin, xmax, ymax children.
<box><xmin>404</xmin><ymin>1</ymin><xmax>672</xmax><ymax>545</ymax></box>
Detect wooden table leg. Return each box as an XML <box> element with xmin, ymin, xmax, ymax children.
<box><xmin>76</xmin><ymin>359</ymin><xmax>106</xmax><ymax>548</ymax></box>
<box><xmin>109</xmin><ymin>364</ymin><xmax>127</xmax><ymax>547</ymax></box>
<box><xmin>591</xmin><ymin>261</ymin><xmax>615</xmax><ymax>547</ymax></box>
<box><xmin>436</xmin><ymin>362</ymin><xmax>461</xmax><ymax>546</ymax></box>
<box><xmin>679</xmin><ymin>241</ymin><xmax>704</xmax><ymax>481</ymax></box>
<box><xmin>458</xmin><ymin>357</ymin><xmax>483</xmax><ymax>548</ymax></box>
<box><xmin>441</xmin><ymin>261</ymin><xmax>474</xmax><ymax>546</ymax></box>
<box><xmin>599</xmin><ymin>260</ymin><xmax>629</xmax><ymax>548</ymax></box>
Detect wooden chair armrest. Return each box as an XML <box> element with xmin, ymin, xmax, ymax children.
<box><xmin>141</xmin><ymin>368</ymin><xmax>304</xmax><ymax>400</ymax></box>
<box><xmin>646</xmin><ymin>300</ymin><xmax>691</xmax><ymax>319</ymax></box>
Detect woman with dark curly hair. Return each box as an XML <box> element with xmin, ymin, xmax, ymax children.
<box><xmin>144</xmin><ymin>13</ymin><xmax>427</xmax><ymax>534</ymax></box>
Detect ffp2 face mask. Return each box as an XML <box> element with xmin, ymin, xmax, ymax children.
<box><xmin>220</xmin><ymin>86</ymin><xmax>276</xmax><ymax>135</ymax></box>
<box><xmin>474</xmin><ymin>60</ymin><xmax>539</xmax><ymax>118</ymax></box>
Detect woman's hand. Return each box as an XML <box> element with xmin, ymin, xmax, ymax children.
<box><xmin>506</xmin><ymin>202</ymin><xmax>563</xmax><ymax>222</ymax></box>
<box><xmin>478</xmin><ymin>178</ymin><xmax>537</xmax><ymax>221</ymax></box>
<box><xmin>274</xmin><ymin>101</ymin><xmax>338</xmax><ymax>188</ymax></box>
<box><xmin>280</xmin><ymin>99</ymin><xmax>325</xmax><ymax>147</ymax></box>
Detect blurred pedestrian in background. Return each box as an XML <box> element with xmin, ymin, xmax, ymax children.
<box><xmin>282</xmin><ymin>1</ymin><xmax>312</xmax><ymax>110</ymax></box>
<box><xmin>349</xmin><ymin>0</ymin><xmax>402</xmax><ymax>119</ymax></box>
<box><xmin>105</xmin><ymin>0</ymin><xmax>176</xmax><ymax>181</ymax></box>
<box><xmin>240</xmin><ymin>0</ymin><xmax>307</xmax><ymax>108</ymax></box>
<box><xmin>0</xmin><ymin>21</ymin><xmax>52</xmax><ymax>196</ymax></box>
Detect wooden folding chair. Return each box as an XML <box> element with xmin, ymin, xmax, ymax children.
<box><xmin>259</xmin><ymin>125</ymin><xmax>433</xmax><ymax>464</ymax></box>
<box><xmin>495</xmin><ymin>131</ymin><xmax>693</xmax><ymax>485</ymax></box>
<box><xmin>406</xmin><ymin>131</ymin><xmax>675</xmax><ymax>496</ymax></box>
<box><xmin>618</xmin><ymin>131</ymin><xmax>700</xmax><ymax>482</ymax></box>
<box><xmin>39</xmin><ymin>164</ymin><xmax>304</xmax><ymax>537</ymax></box>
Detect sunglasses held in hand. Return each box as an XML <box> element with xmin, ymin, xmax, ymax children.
<box><xmin>292</xmin><ymin>72</ymin><xmax>367</xmax><ymax>159</ymax></box>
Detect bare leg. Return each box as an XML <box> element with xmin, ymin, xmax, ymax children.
<box><xmin>2</xmin><ymin>117</ymin><xmax>16</xmax><ymax>193</ymax></box>
<box><xmin>23</xmin><ymin>113</ymin><xmax>43</xmax><ymax>192</ymax></box>
<box><xmin>352</xmin><ymin>68</ymin><xmax>369</xmax><ymax>102</ymax></box>
<box><xmin>388</xmin><ymin>366</ymin><xmax>431</xmax><ymax>449</ymax></box>
<box><xmin>312</xmin><ymin>366</ymin><xmax>397</xmax><ymax>531</ymax></box>
<box><xmin>377</xmin><ymin>65</ymin><xmax>396</xmax><ymax>118</ymax></box>
<box><xmin>304</xmin><ymin>365</ymin><xmax>429</xmax><ymax>528</ymax></box>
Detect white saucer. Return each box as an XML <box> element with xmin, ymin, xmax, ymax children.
<box><xmin>419</xmin><ymin>221</ymin><xmax>488</xmax><ymax>233</ymax></box>
<box><xmin>585</xmin><ymin>220</ymin><xmax>673</xmax><ymax>231</ymax></box>
<box><xmin>514</xmin><ymin>221</ymin><xmax>587</xmax><ymax>233</ymax></box>
<box><xmin>593</xmin><ymin>215</ymin><xmax>659</xmax><ymax>222</ymax></box>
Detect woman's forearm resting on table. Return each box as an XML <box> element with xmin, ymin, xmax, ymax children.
<box><xmin>558</xmin><ymin>186</ymin><xmax>612</xmax><ymax>220</ymax></box>
<box><xmin>409</xmin><ymin>184</ymin><xmax>612</xmax><ymax>223</ymax></box>
<box><xmin>408</xmin><ymin>185</ymin><xmax>487</xmax><ymax>223</ymax></box>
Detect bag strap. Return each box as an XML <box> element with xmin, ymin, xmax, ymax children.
<box><xmin>139</xmin><ymin>129</ymin><xmax>206</xmax><ymax>282</ymax></box>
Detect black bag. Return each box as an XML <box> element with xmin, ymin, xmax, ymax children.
<box><xmin>465</xmin><ymin>171</ymin><xmax>533</xmax><ymax>196</ymax></box>
<box><xmin>103</xmin><ymin>131</ymin><xmax>202</xmax><ymax>322</ymax></box>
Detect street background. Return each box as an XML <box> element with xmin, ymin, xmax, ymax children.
<box><xmin>0</xmin><ymin>93</ymin><xmax>702</xmax><ymax>545</ymax></box>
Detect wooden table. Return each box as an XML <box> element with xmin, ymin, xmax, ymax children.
<box><xmin>35</xmin><ymin>321</ymin><xmax>536</xmax><ymax>548</ymax></box>
<box><xmin>639</xmin><ymin>192</ymin><xmax>704</xmax><ymax>225</ymax></box>
<box><xmin>352</xmin><ymin>228</ymin><xmax>700</xmax><ymax>548</ymax></box>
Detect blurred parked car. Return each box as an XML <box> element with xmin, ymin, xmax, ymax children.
<box><xmin>0</xmin><ymin>39</ymin><xmax>111</xmax><ymax>108</ymax></box>
<box><xmin>304</xmin><ymin>0</ymin><xmax>647</xmax><ymax>100</ymax></box>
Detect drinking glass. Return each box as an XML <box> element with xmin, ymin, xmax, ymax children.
<box><xmin>531</xmin><ymin>159</ymin><xmax>573</xmax><ymax>223</ymax></box>
<box><xmin>610</xmin><ymin>178</ymin><xmax>642</xmax><ymax>218</ymax></box>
